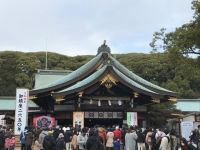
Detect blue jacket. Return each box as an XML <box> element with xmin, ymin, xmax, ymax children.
<box><xmin>113</xmin><ymin>140</ymin><xmax>120</xmax><ymax>150</ymax></box>
<box><xmin>20</xmin><ymin>130</ymin><xmax>27</xmax><ymax>144</ymax></box>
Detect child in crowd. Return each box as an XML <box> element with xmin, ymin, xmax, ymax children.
<box><xmin>113</xmin><ymin>137</ymin><xmax>120</xmax><ymax>150</ymax></box>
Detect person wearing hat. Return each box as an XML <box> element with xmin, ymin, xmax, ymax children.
<box><xmin>43</xmin><ymin>130</ymin><xmax>56</xmax><ymax>150</ymax></box>
<box><xmin>64</xmin><ymin>127</ymin><xmax>73</xmax><ymax>150</ymax></box>
<box><xmin>56</xmin><ymin>133</ymin><xmax>65</xmax><ymax>150</ymax></box>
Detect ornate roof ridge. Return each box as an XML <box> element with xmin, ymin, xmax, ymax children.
<box><xmin>97</xmin><ymin>40</ymin><xmax>111</xmax><ymax>54</ymax></box>
<box><xmin>110</xmin><ymin>55</ymin><xmax>176</xmax><ymax>96</ymax></box>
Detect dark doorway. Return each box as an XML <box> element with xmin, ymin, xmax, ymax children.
<box><xmin>57</xmin><ymin>119</ymin><xmax>73</xmax><ymax>127</ymax></box>
<box><xmin>84</xmin><ymin>118</ymin><xmax>123</xmax><ymax>128</ymax></box>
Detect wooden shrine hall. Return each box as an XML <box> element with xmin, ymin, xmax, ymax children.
<box><xmin>30</xmin><ymin>41</ymin><xmax>177</xmax><ymax>127</ymax></box>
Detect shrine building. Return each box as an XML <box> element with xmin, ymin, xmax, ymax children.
<box><xmin>30</xmin><ymin>42</ymin><xmax>177</xmax><ymax>127</ymax></box>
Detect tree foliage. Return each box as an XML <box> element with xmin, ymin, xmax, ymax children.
<box><xmin>0</xmin><ymin>51</ymin><xmax>199</xmax><ymax>98</ymax></box>
<box><xmin>150</xmin><ymin>0</ymin><xmax>200</xmax><ymax>56</ymax></box>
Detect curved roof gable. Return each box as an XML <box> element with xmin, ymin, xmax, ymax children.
<box><xmin>53</xmin><ymin>65</ymin><xmax>109</xmax><ymax>96</ymax></box>
<box><xmin>30</xmin><ymin>52</ymin><xmax>104</xmax><ymax>95</ymax></box>
<box><xmin>110</xmin><ymin>56</ymin><xmax>176</xmax><ymax>96</ymax></box>
<box><xmin>53</xmin><ymin>65</ymin><xmax>162</xmax><ymax>98</ymax></box>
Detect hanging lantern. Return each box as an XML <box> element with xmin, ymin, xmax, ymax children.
<box><xmin>130</xmin><ymin>98</ymin><xmax>134</xmax><ymax>108</ymax></box>
<box><xmin>98</xmin><ymin>100</ymin><xmax>101</xmax><ymax>107</ymax></box>
<box><xmin>108</xmin><ymin>100</ymin><xmax>112</xmax><ymax>106</ymax></box>
<box><xmin>89</xmin><ymin>99</ymin><xmax>93</xmax><ymax>104</ymax></box>
<box><xmin>118</xmin><ymin>100</ymin><xmax>122</xmax><ymax>106</ymax></box>
<box><xmin>78</xmin><ymin>97</ymin><xmax>81</xmax><ymax>108</ymax></box>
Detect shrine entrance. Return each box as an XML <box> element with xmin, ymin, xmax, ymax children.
<box><xmin>84</xmin><ymin>118</ymin><xmax>123</xmax><ymax>127</ymax></box>
<box><xmin>84</xmin><ymin>111</ymin><xmax>124</xmax><ymax>127</ymax></box>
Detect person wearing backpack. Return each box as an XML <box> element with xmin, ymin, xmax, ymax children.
<box><xmin>137</xmin><ymin>128</ymin><xmax>145</xmax><ymax>150</ymax></box>
<box><xmin>153</xmin><ymin>128</ymin><xmax>166</xmax><ymax>150</ymax></box>
<box><xmin>39</xmin><ymin>128</ymin><xmax>48</xmax><ymax>150</ymax></box>
<box><xmin>43</xmin><ymin>131</ymin><xmax>56</xmax><ymax>150</ymax></box>
<box><xmin>20</xmin><ymin>127</ymin><xmax>28</xmax><ymax>150</ymax></box>
<box><xmin>159</xmin><ymin>128</ymin><xmax>170</xmax><ymax>150</ymax></box>
<box><xmin>86</xmin><ymin>129</ymin><xmax>104</xmax><ymax>150</ymax></box>
<box><xmin>25</xmin><ymin>128</ymin><xmax>33</xmax><ymax>150</ymax></box>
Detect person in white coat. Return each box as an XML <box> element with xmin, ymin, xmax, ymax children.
<box><xmin>125</xmin><ymin>126</ymin><xmax>138</xmax><ymax>150</ymax></box>
<box><xmin>159</xmin><ymin>129</ymin><xmax>171</xmax><ymax>150</ymax></box>
<box><xmin>77</xmin><ymin>128</ymin><xmax>88</xmax><ymax>150</ymax></box>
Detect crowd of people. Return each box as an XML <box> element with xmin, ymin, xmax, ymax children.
<box><xmin>0</xmin><ymin>124</ymin><xmax>200</xmax><ymax>150</ymax></box>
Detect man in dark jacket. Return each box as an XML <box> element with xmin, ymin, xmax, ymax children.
<box><xmin>137</xmin><ymin>128</ymin><xmax>145</xmax><ymax>150</ymax></box>
<box><xmin>43</xmin><ymin>131</ymin><xmax>56</xmax><ymax>150</ymax></box>
<box><xmin>64</xmin><ymin>127</ymin><xmax>72</xmax><ymax>150</ymax></box>
<box><xmin>25</xmin><ymin>128</ymin><xmax>33</xmax><ymax>150</ymax></box>
<box><xmin>56</xmin><ymin>133</ymin><xmax>65</xmax><ymax>150</ymax></box>
<box><xmin>86</xmin><ymin>129</ymin><xmax>104</xmax><ymax>150</ymax></box>
<box><xmin>0</xmin><ymin>130</ymin><xmax>5</xmax><ymax>150</ymax></box>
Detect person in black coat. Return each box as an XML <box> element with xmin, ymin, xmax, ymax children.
<box><xmin>137</xmin><ymin>128</ymin><xmax>146</xmax><ymax>150</ymax></box>
<box><xmin>43</xmin><ymin>131</ymin><xmax>56</xmax><ymax>150</ymax></box>
<box><xmin>56</xmin><ymin>133</ymin><xmax>65</xmax><ymax>150</ymax></box>
<box><xmin>0</xmin><ymin>130</ymin><xmax>5</xmax><ymax>150</ymax></box>
<box><xmin>64</xmin><ymin>127</ymin><xmax>72</xmax><ymax>150</ymax></box>
<box><xmin>86</xmin><ymin>129</ymin><xmax>104</xmax><ymax>150</ymax></box>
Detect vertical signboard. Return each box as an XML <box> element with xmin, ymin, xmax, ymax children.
<box><xmin>181</xmin><ymin>121</ymin><xmax>193</xmax><ymax>141</ymax></box>
<box><xmin>73</xmin><ymin>112</ymin><xmax>84</xmax><ymax>129</ymax></box>
<box><xmin>127</xmin><ymin>112</ymin><xmax>138</xmax><ymax>127</ymax></box>
<box><xmin>14</xmin><ymin>89</ymin><xmax>29</xmax><ymax>135</ymax></box>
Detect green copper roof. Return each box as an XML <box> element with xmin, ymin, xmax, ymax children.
<box><xmin>34</xmin><ymin>71</ymin><xmax>71</xmax><ymax>89</ymax></box>
<box><xmin>31</xmin><ymin>52</ymin><xmax>103</xmax><ymax>94</ymax></box>
<box><xmin>110</xmin><ymin>56</ymin><xmax>176</xmax><ymax>96</ymax></box>
<box><xmin>31</xmin><ymin>43</ymin><xmax>176</xmax><ymax>98</ymax></box>
<box><xmin>54</xmin><ymin>65</ymin><xmax>161</xmax><ymax>97</ymax></box>
<box><xmin>0</xmin><ymin>97</ymin><xmax>39</xmax><ymax>111</ymax></box>
<box><xmin>54</xmin><ymin>65</ymin><xmax>108</xmax><ymax>96</ymax></box>
<box><xmin>112</xmin><ymin>67</ymin><xmax>160</xmax><ymax>97</ymax></box>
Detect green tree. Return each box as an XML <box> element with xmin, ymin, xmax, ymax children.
<box><xmin>0</xmin><ymin>52</ymin><xmax>19</xmax><ymax>96</ymax></box>
<box><xmin>150</xmin><ymin>0</ymin><xmax>200</xmax><ymax>56</ymax></box>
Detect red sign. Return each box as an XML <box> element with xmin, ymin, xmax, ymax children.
<box><xmin>33</xmin><ymin>116</ymin><xmax>55</xmax><ymax>129</ymax></box>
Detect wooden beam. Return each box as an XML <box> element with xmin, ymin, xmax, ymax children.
<box><xmin>83</xmin><ymin>96</ymin><xmax>131</xmax><ymax>101</ymax></box>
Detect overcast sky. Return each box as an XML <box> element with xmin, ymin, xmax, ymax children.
<box><xmin>0</xmin><ymin>0</ymin><xmax>193</xmax><ymax>56</ymax></box>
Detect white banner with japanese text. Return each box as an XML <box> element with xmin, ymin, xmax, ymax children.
<box><xmin>181</xmin><ymin>121</ymin><xmax>194</xmax><ymax>141</ymax></box>
<box><xmin>14</xmin><ymin>89</ymin><xmax>29</xmax><ymax>135</ymax></box>
<box><xmin>127</xmin><ymin>112</ymin><xmax>138</xmax><ymax>127</ymax></box>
